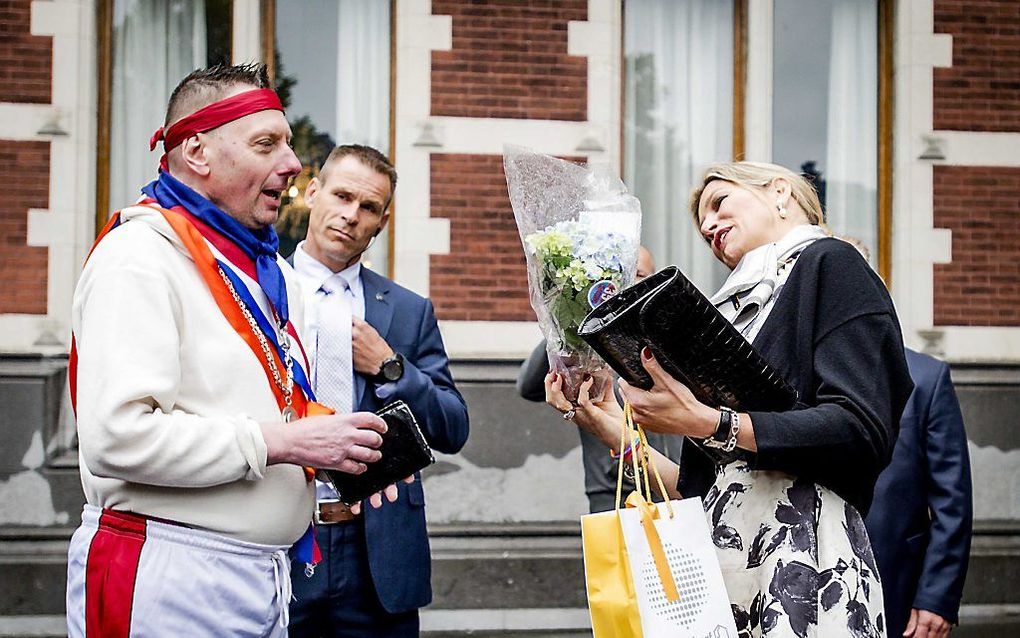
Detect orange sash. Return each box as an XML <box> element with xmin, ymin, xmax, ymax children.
<box><xmin>71</xmin><ymin>206</ymin><xmax>329</xmax><ymax>480</ymax></box>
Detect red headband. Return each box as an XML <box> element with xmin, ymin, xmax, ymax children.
<box><xmin>149</xmin><ymin>88</ymin><xmax>285</xmax><ymax>170</ymax></box>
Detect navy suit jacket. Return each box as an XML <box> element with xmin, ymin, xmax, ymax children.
<box><xmin>351</xmin><ymin>267</ymin><xmax>469</xmax><ymax>613</ymax></box>
<box><xmin>283</xmin><ymin>262</ymin><xmax>469</xmax><ymax>614</ymax></box>
<box><xmin>865</xmin><ymin>349</ymin><xmax>972</xmax><ymax>636</ymax></box>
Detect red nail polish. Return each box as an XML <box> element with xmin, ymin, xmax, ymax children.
<box><xmin>641</xmin><ymin>346</ymin><xmax>652</xmax><ymax>361</ymax></box>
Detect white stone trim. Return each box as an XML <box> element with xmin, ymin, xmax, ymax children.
<box><xmin>392</xmin><ymin>0</ymin><xmax>454</xmax><ymax>297</ymax></box>
<box><xmin>0</xmin><ymin>1</ymin><xmax>97</xmax><ymax>354</ymax></box>
<box><xmin>0</xmin><ymin>103</ymin><xmax>56</xmax><ymax>140</ymax></box>
<box><xmin>938</xmin><ymin>131</ymin><xmax>1020</xmax><ymax>167</ymax></box>
<box><xmin>569</xmin><ymin>0</ymin><xmax>622</xmax><ymax>172</ymax></box>
<box><xmin>917</xmin><ymin>32</ymin><xmax>954</xmax><ymax>68</ymax></box>
<box><xmin>743</xmin><ymin>0</ymin><xmax>773</xmax><ymax>161</ymax></box>
<box><xmin>892</xmin><ymin>0</ymin><xmax>943</xmax><ymax>353</ymax></box>
<box><xmin>938</xmin><ymin>327</ymin><xmax>1020</xmax><ymax>363</ymax></box>
<box><xmin>439</xmin><ymin>321</ymin><xmax>542</xmax><ymax>360</ymax></box>
<box><xmin>394</xmin><ymin>0</ymin><xmax>623</xmax><ymax>328</ymax></box>
<box><xmin>892</xmin><ymin>0</ymin><xmax>1020</xmax><ymax>361</ymax></box>
<box><xmin>429</xmin><ymin>117</ymin><xmax>603</xmax><ymax>157</ymax></box>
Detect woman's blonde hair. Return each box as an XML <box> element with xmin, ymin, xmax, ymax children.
<box><xmin>688</xmin><ymin>161</ymin><xmax>827</xmax><ymax>229</ymax></box>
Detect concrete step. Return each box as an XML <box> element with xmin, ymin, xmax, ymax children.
<box><xmin>3</xmin><ymin>524</ymin><xmax>1020</xmax><ymax>636</ymax></box>
<box><xmin>0</xmin><ymin>615</ymin><xmax>63</xmax><ymax>638</ymax></box>
<box><xmin>3</xmin><ymin>610</ymin><xmax>1019</xmax><ymax>638</ymax></box>
<box><xmin>421</xmin><ymin>608</ymin><xmax>591</xmax><ymax>637</ymax></box>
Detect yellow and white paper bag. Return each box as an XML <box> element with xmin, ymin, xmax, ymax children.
<box><xmin>618</xmin><ymin>496</ymin><xmax>738</xmax><ymax>638</ymax></box>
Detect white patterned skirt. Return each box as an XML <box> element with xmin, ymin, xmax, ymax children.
<box><xmin>704</xmin><ymin>460</ymin><xmax>887</xmax><ymax>638</ymax></box>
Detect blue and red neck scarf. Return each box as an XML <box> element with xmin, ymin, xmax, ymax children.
<box><xmin>141</xmin><ymin>170</ymin><xmax>290</xmax><ymax>328</ymax></box>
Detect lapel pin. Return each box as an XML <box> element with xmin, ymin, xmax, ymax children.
<box><xmin>375</xmin><ymin>292</ymin><xmax>385</xmax><ymax>301</ymax></box>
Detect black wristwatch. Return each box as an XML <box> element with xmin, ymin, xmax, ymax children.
<box><xmin>703</xmin><ymin>406</ymin><xmax>739</xmax><ymax>451</ymax></box>
<box><xmin>372</xmin><ymin>353</ymin><xmax>405</xmax><ymax>384</ymax></box>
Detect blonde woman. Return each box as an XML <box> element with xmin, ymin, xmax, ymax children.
<box><xmin>547</xmin><ymin>162</ymin><xmax>912</xmax><ymax>638</ymax></box>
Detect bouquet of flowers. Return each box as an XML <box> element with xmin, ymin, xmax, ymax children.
<box><xmin>505</xmin><ymin>146</ymin><xmax>642</xmax><ymax>401</ymax></box>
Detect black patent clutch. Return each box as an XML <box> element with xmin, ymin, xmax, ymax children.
<box><xmin>323</xmin><ymin>401</ymin><xmax>435</xmax><ymax>505</ymax></box>
<box><xmin>576</xmin><ymin>266</ymin><xmax>798</xmax><ymax>413</ymax></box>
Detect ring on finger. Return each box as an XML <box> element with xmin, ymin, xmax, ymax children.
<box><xmin>563</xmin><ymin>409</ymin><xmax>576</xmax><ymax>421</ymax></box>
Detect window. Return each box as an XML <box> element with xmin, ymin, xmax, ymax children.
<box><xmin>623</xmin><ymin>0</ymin><xmax>735</xmax><ymax>295</ymax></box>
<box><xmin>98</xmin><ymin>0</ymin><xmax>394</xmax><ymax>270</ymax></box>
<box><xmin>623</xmin><ymin>0</ymin><xmax>888</xmax><ymax>291</ymax></box>
<box><xmin>772</xmin><ymin>0</ymin><xmax>879</xmax><ymax>262</ymax></box>
<box><xmin>107</xmin><ymin>0</ymin><xmax>232</xmax><ymax>213</ymax></box>
<box><xmin>272</xmin><ymin>0</ymin><xmax>392</xmax><ymax>272</ymax></box>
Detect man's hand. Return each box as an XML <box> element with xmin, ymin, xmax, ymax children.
<box><xmin>262</xmin><ymin>412</ymin><xmax>386</xmax><ymax>474</ymax></box>
<box><xmin>351</xmin><ymin>316</ymin><xmax>394</xmax><ymax>376</ymax></box>
<box><xmin>349</xmin><ymin>476</ymin><xmax>416</xmax><ymax>515</ymax></box>
<box><xmin>904</xmin><ymin>609</ymin><xmax>951</xmax><ymax>638</ymax></box>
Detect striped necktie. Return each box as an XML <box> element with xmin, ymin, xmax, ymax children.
<box><xmin>313</xmin><ymin>277</ymin><xmax>354</xmax><ymax>415</ymax></box>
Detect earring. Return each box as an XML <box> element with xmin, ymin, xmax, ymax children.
<box><xmin>777</xmin><ymin>199</ymin><xmax>788</xmax><ymax>219</ymax></box>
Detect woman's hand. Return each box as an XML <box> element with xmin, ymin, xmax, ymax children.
<box><xmin>618</xmin><ymin>347</ymin><xmax>718</xmax><ymax>438</ymax></box>
<box><xmin>548</xmin><ymin>370</ymin><xmax>687</xmax><ymax>501</ymax></box>
<box><xmin>545</xmin><ymin>372</ymin><xmax>627</xmax><ymax>451</ymax></box>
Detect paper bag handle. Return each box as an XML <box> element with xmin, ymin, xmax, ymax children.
<box><xmin>615</xmin><ymin>403</ymin><xmax>675</xmax><ymax>520</ymax></box>
<box><xmin>615</xmin><ymin>403</ymin><xmax>653</xmax><ymax>507</ymax></box>
<box><xmin>614</xmin><ymin>402</ymin><xmax>681</xmax><ymax>603</ymax></box>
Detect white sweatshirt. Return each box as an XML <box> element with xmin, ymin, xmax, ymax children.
<box><xmin>71</xmin><ymin>206</ymin><xmax>314</xmax><ymax>545</ymax></box>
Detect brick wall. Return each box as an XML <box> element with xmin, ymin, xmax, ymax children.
<box><xmin>0</xmin><ymin>0</ymin><xmax>53</xmax><ymax>103</ymax></box>
<box><xmin>933</xmin><ymin>166</ymin><xmax>1020</xmax><ymax>326</ymax></box>
<box><xmin>934</xmin><ymin>0</ymin><xmax>1020</xmax><ymax>132</ymax></box>
<box><xmin>0</xmin><ymin>0</ymin><xmax>52</xmax><ymax>315</ymax></box>
<box><xmin>429</xmin><ymin>154</ymin><xmax>534</xmax><ymax>321</ymax></box>
<box><xmin>431</xmin><ymin>0</ymin><xmax>587</xmax><ymax>121</ymax></box>
<box><xmin>0</xmin><ymin>141</ymin><xmax>50</xmax><ymax>315</ymax></box>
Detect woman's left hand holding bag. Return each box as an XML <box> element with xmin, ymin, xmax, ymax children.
<box><xmin>619</xmin><ymin>347</ymin><xmax>719</xmax><ymax>439</ymax></box>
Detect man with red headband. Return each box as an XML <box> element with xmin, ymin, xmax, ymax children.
<box><xmin>65</xmin><ymin>64</ymin><xmax>389</xmax><ymax>637</ymax></box>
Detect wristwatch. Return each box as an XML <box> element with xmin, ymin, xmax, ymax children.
<box><xmin>372</xmin><ymin>353</ymin><xmax>405</xmax><ymax>384</ymax></box>
<box><xmin>703</xmin><ymin>406</ymin><xmax>740</xmax><ymax>451</ymax></box>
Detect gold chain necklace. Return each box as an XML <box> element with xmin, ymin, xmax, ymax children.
<box><xmin>217</xmin><ymin>267</ymin><xmax>296</xmax><ymax>422</ymax></box>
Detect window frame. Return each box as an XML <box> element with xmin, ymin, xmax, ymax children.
<box><xmin>263</xmin><ymin>0</ymin><xmax>398</xmax><ymax>276</ymax></box>
<box><xmin>96</xmin><ymin>0</ymin><xmax>398</xmax><ymax>274</ymax></box>
<box><xmin>621</xmin><ymin>0</ymin><xmax>893</xmax><ymax>284</ymax></box>
<box><xmin>94</xmin><ymin>0</ymin><xmax>239</xmax><ymax>236</ymax></box>
<box><xmin>94</xmin><ymin>0</ymin><xmax>112</xmax><ymax>236</ymax></box>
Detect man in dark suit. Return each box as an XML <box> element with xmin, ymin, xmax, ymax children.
<box><xmin>288</xmin><ymin>144</ymin><xmax>470</xmax><ymax>637</ymax></box>
<box><xmin>866</xmin><ymin>348</ymin><xmax>973</xmax><ymax>638</ymax></box>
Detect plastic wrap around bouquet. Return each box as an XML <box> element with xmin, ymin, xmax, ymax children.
<box><xmin>505</xmin><ymin>145</ymin><xmax>642</xmax><ymax>402</ymax></box>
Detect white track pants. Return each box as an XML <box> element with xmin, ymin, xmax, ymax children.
<box><xmin>66</xmin><ymin>505</ymin><xmax>292</xmax><ymax>638</ymax></box>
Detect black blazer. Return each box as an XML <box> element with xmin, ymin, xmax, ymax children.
<box><xmin>865</xmin><ymin>348</ymin><xmax>973</xmax><ymax>636</ymax></box>
<box><xmin>676</xmin><ymin>238</ymin><xmax>913</xmax><ymax>516</ymax></box>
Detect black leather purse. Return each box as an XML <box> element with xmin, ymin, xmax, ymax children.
<box><xmin>577</xmin><ymin>266</ymin><xmax>798</xmax><ymax>413</ymax></box>
<box><xmin>323</xmin><ymin>401</ymin><xmax>435</xmax><ymax>505</ymax></box>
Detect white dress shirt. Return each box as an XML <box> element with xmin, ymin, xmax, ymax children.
<box><xmin>292</xmin><ymin>241</ymin><xmax>366</xmax><ymax>381</ymax></box>
<box><xmin>292</xmin><ymin>241</ymin><xmax>368</xmax><ymax>501</ymax></box>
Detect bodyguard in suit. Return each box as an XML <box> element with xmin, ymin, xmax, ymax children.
<box><xmin>288</xmin><ymin>144</ymin><xmax>470</xmax><ymax>637</ymax></box>
<box><xmin>866</xmin><ymin>348</ymin><xmax>973</xmax><ymax>638</ymax></box>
